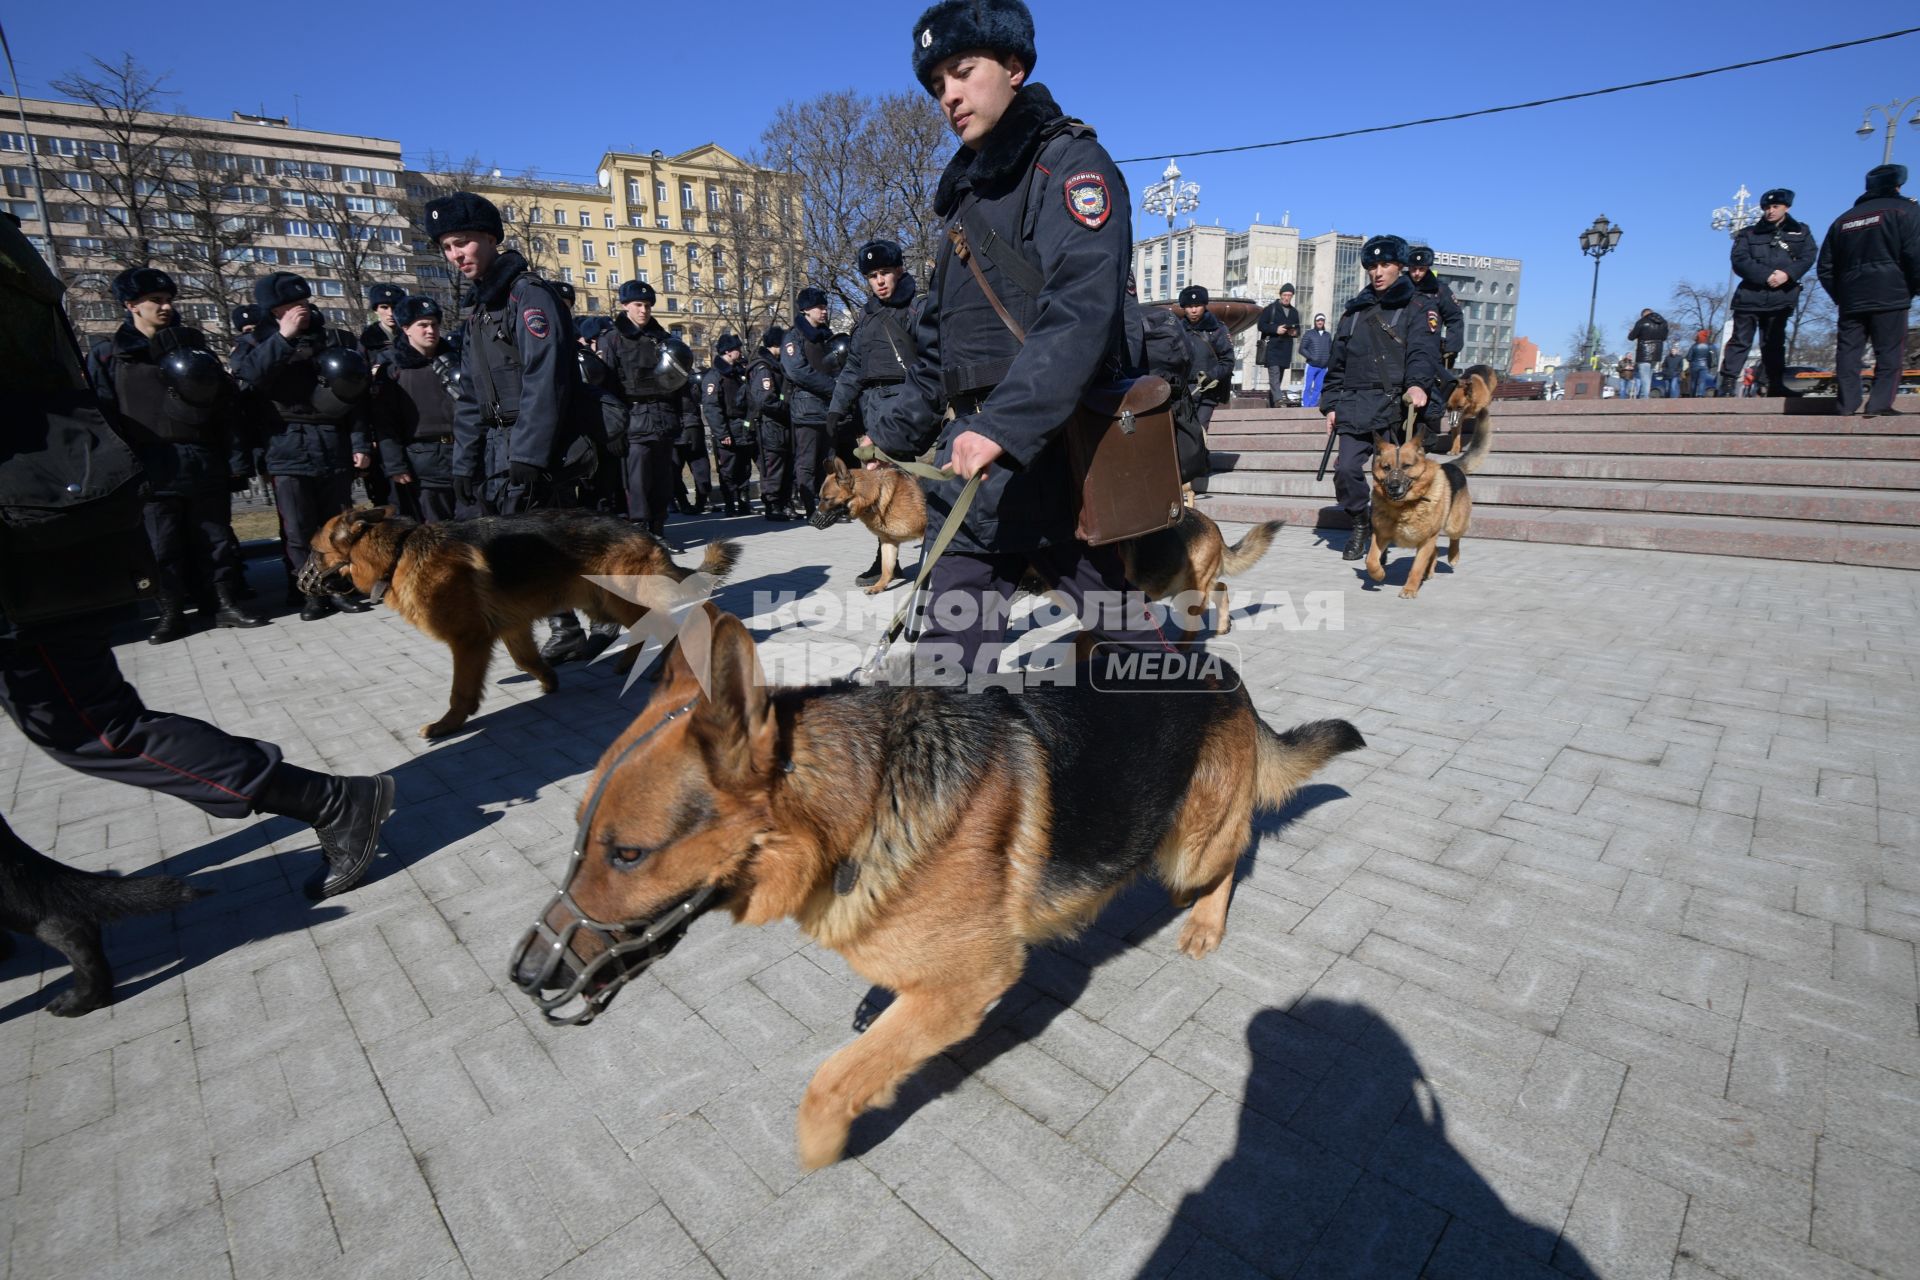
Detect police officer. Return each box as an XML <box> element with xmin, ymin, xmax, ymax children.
<box><xmin>361</xmin><ymin>283</ymin><xmax>406</xmax><ymax>361</ymax></box>
<box><xmin>1320</xmin><ymin>234</ymin><xmax>1444</xmax><ymax>562</ymax></box>
<box><xmin>781</xmin><ymin>286</ymin><xmax>837</xmax><ymax>521</ymax></box>
<box><xmin>747</xmin><ymin>326</ymin><xmax>794</xmax><ymax>520</ymax></box>
<box><xmin>424</xmin><ymin>191</ymin><xmax>575</xmax><ymax>517</ymax></box>
<box><xmin>863</xmin><ymin>0</ymin><xmax>1172</xmax><ymax>680</ymax></box>
<box><xmin>702</xmin><ymin>335</ymin><xmax>755</xmax><ymax>516</ymax></box>
<box><xmin>230</xmin><ymin>303</ymin><xmax>267</xmax><ymax>352</ymax></box>
<box><xmin>1819</xmin><ymin>165</ymin><xmax>1920</xmax><ymax>418</ymax></box>
<box><xmin>675</xmin><ymin>351</ymin><xmax>715</xmax><ymax>517</ymax></box>
<box><xmin>371</xmin><ymin>296</ymin><xmax>462</xmax><ymax>523</ymax></box>
<box><xmin>1256</xmin><ymin>284</ymin><xmax>1300</xmax><ymax>407</ymax></box>
<box><xmin>1407</xmin><ymin>246</ymin><xmax>1464</xmax><ymax>447</ymax></box>
<box><xmin>0</xmin><ymin>216</ymin><xmax>395</xmax><ymax>902</ymax></box>
<box><xmin>551</xmin><ymin>280</ymin><xmax>577</xmax><ymax>312</ymax></box>
<box><xmin>1722</xmin><ymin>188</ymin><xmax>1817</xmax><ymax>398</ymax></box>
<box><xmin>87</xmin><ymin>267</ymin><xmax>266</xmax><ymax>642</ymax></box>
<box><xmin>597</xmin><ymin>280</ymin><xmax>695</xmax><ymax>536</ymax></box>
<box><xmin>828</xmin><ymin>239</ymin><xmax>924</xmax><ymax>577</ymax></box>
<box><xmin>230</xmin><ymin>271</ymin><xmax>375</xmax><ymax>620</ymax></box>
<box><xmin>1177</xmin><ymin>285</ymin><xmax>1233</xmax><ymax>435</ymax></box>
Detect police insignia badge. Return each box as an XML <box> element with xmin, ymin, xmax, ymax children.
<box><xmin>1426</xmin><ymin>310</ymin><xmax>1438</xmax><ymax>333</ymax></box>
<box><xmin>920</xmin><ymin>27</ymin><xmax>932</xmax><ymax>47</ymax></box>
<box><xmin>761</xmin><ymin>376</ymin><xmax>772</xmax><ymax>390</ymax></box>
<box><xmin>1065</xmin><ymin>172</ymin><xmax>1110</xmax><ymax>229</ymax></box>
<box><xmin>524</xmin><ymin>309</ymin><xmax>550</xmax><ymax>339</ymax></box>
<box><xmin>785</xmin><ymin>342</ymin><xmax>797</xmax><ymax>356</ymax></box>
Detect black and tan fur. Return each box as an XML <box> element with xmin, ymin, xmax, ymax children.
<box><xmin>305</xmin><ymin>508</ymin><xmax>740</xmax><ymax>738</ymax></box>
<box><xmin>813</xmin><ymin>459</ymin><xmax>930</xmax><ymax>594</ymax></box>
<box><xmin>1368</xmin><ymin>409</ymin><xmax>1494</xmax><ymax>599</ymax></box>
<box><xmin>1</xmin><ymin>817</ymin><xmax>200</xmax><ymax>1016</ymax></box>
<box><xmin>540</xmin><ymin>607</ymin><xmax>1362</xmax><ymax>1169</ymax></box>
<box><xmin>1117</xmin><ymin>510</ymin><xmax>1285</xmax><ymax>643</ymax></box>
<box><xmin>1439</xmin><ymin>363</ymin><xmax>1498</xmax><ymax>454</ymax></box>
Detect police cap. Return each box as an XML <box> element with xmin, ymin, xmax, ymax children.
<box><xmin>857</xmin><ymin>240</ymin><xmax>904</xmax><ymax>273</ymax></box>
<box><xmin>912</xmin><ymin>0</ymin><xmax>1036</xmax><ymax>92</ymax></box>
<box><xmin>796</xmin><ymin>285</ymin><xmax>829</xmax><ymax>312</ymax></box>
<box><xmin>394</xmin><ymin>296</ymin><xmax>443</xmax><ymax>328</ymax></box>
<box><xmin>254</xmin><ymin>271</ymin><xmax>312</xmax><ymax>310</ymax></box>
<box><xmin>368</xmin><ymin>283</ymin><xmax>406</xmax><ymax>308</ymax></box>
<box><xmin>1177</xmin><ymin>285</ymin><xmax>1209</xmax><ymax>307</ymax></box>
<box><xmin>113</xmin><ymin>266</ymin><xmax>176</xmax><ymax>304</ymax></box>
<box><xmin>1359</xmin><ymin>235</ymin><xmax>1409</xmax><ymax>268</ymax></box>
<box><xmin>423</xmin><ymin>191</ymin><xmax>504</xmax><ymax>243</ymax></box>
<box><xmin>619</xmin><ymin>280</ymin><xmax>656</xmax><ymax>305</ymax></box>
<box><xmin>1759</xmin><ymin>188</ymin><xmax>1794</xmax><ymax>208</ymax></box>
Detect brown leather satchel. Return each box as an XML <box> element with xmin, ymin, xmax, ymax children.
<box><xmin>949</xmin><ymin>223</ymin><xmax>1183</xmax><ymax>546</ymax></box>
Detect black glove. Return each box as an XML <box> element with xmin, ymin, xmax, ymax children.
<box><xmin>509</xmin><ymin>461</ymin><xmax>546</xmax><ymax>490</ymax></box>
<box><xmin>824</xmin><ymin>412</ymin><xmax>845</xmax><ymax>437</ymax></box>
<box><xmin>229</xmin><ymin>475</ymin><xmax>251</xmax><ymax>493</ymax></box>
<box><xmin>454</xmin><ymin>475</ymin><xmax>477</xmax><ymax>507</ymax></box>
<box><xmin>1443</xmin><ymin>351</ymin><xmax>1458</xmax><ymax>370</ymax></box>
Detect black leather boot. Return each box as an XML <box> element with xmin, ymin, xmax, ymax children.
<box><xmin>1343</xmin><ymin>523</ymin><xmax>1371</xmax><ymax>562</ymax></box>
<box><xmin>855</xmin><ymin>552</ymin><xmax>885</xmax><ymax>587</ymax></box>
<box><xmin>330</xmin><ymin>593</ymin><xmax>373</xmax><ymax>614</ymax></box>
<box><xmin>579</xmin><ymin>622</ymin><xmax>621</xmax><ymax>663</ymax></box>
<box><xmin>300</xmin><ymin>594</ymin><xmax>335</xmax><ymax>622</ymax></box>
<box><xmin>148</xmin><ymin>594</ymin><xmax>191</xmax><ymax>645</ymax></box>
<box><xmin>213</xmin><ymin>584</ymin><xmax>269</xmax><ymax>629</ymax></box>
<box><xmin>540</xmin><ymin>615</ymin><xmax>589</xmax><ymax>664</ymax></box>
<box><xmin>252</xmin><ymin>763</ymin><xmax>396</xmax><ymax>901</ymax></box>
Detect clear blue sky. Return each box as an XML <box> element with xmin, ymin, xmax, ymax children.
<box><xmin>8</xmin><ymin>2</ymin><xmax>1918</xmax><ymax>356</ymax></box>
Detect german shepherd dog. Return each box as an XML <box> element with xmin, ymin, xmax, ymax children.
<box><xmin>304</xmin><ymin>508</ymin><xmax>741</xmax><ymax>738</ymax></box>
<box><xmin>0</xmin><ymin>816</ymin><xmax>199</xmax><ymax>1016</ymax></box>
<box><xmin>1439</xmin><ymin>363</ymin><xmax>1498</xmax><ymax>455</ymax></box>
<box><xmin>811</xmin><ymin>458</ymin><xmax>929</xmax><ymax>594</ymax></box>
<box><xmin>1117</xmin><ymin>510</ymin><xmax>1285</xmax><ymax>643</ymax></box>
<box><xmin>1368</xmin><ymin>406</ymin><xmax>1494</xmax><ymax>599</ymax></box>
<box><xmin>510</xmin><ymin>607</ymin><xmax>1363</xmax><ymax>1168</ymax></box>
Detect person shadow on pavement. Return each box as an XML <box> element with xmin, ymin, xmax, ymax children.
<box><xmin>1135</xmin><ymin>999</ymin><xmax>1598</xmax><ymax>1279</ymax></box>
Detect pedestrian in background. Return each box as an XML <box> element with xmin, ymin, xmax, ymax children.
<box><xmin>1687</xmin><ymin>330</ymin><xmax>1718</xmax><ymax>397</ymax></box>
<box><xmin>1625</xmin><ymin>309</ymin><xmax>1669</xmax><ymax>399</ymax></box>
<box><xmin>1300</xmin><ymin>313</ymin><xmax>1332</xmax><ymax>408</ymax></box>
<box><xmin>1660</xmin><ymin>344</ymin><xmax>1684</xmax><ymax>398</ymax></box>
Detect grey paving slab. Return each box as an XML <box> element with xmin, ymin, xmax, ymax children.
<box><xmin>1</xmin><ymin>518</ymin><xmax>1917</xmax><ymax>1279</ymax></box>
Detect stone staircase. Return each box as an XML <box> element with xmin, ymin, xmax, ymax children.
<box><xmin>1194</xmin><ymin>398</ymin><xmax>1920</xmax><ymax>569</ymax></box>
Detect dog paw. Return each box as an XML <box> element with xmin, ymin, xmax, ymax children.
<box><xmin>795</xmin><ymin>1098</ymin><xmax>850</xmax><ymax>1171</ymax></box>
<box><xmin>420</xmin><ymin>719</ymin><xmax>462</xmax><ymax>739</ymax></box>
<box><xmin>537</xmin><ymin>675</ymin><xmax>560</xmax><ymax>695</ymax></box>
<box><xmin>1398</xmin><ymin>587</ymin><xmax>1420</xmax><ymax>600</ymax></box>
<box><xmin>1177</xmin><ymin>916</ymin><xmax>1224</xmax><ymax>959</ymax></box>
<box><xmin>863</xmin><ymin>583</ymin><xmax>886</xmax><ymax>596</ymax></box>
<box><xmin>1366</xmin><ymin>567</ymin><xmax>1386</xmax><ymax>583</ymax></box>
<box><xmin>46</xmin><ymin>988</ymin><xmax>109</xmax><ymax>1017</ymax></box>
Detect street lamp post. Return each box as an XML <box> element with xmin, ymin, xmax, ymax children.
<box><xmin>1856</xmin><ymin>95</ymin><xmax>1920</xmax><ymax>166</ymax></box>
<box><xmin>1709</xmin><ymin>185</ymin><xmax>1760</xmax><ymax>357</ymax></box>
<box><xmin>1577</xmin><ymin>215</ymin><xmax>1623</xmax><ymax>370</ymax></box>
<box><xmin>1140</xmin><ymin>159</ymin><xmax>1200</xmax><ymax>302</ymax></box>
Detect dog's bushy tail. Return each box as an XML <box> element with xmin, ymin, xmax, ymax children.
<box><xmin>1254</xmin><ymin>718</ymin><xmax>1365</xmax><ymax>811</ymax></box>
<box><xmin>1</xmin><ymin>838</ymin><xmax>201</xmax><ymax>923</ymax></box>
<box><xmin>1221</xmin><ymin>520</ymin><xmax>1286</xmax><ymax>576</ymax></box>
<box><xmin>698</xmin><ymin>539</ymin><xmax>741</xmax><ymax>584</ymax></box>
<box><xmin>1457</xmin><ymin>402</ymin><xmax>1494</xmax><ymax>475</ymax></box>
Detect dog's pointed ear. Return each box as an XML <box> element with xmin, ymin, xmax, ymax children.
<box><xmin>350</xmin><ymin>506</ymin><xmax>394</xmax><ymax>527</ymax></box>
<box><xmin>685</xmin><ymin>608</ymin><xmax>773</xmax><ymax>787</ymax></box>
<box><xmin>831</xmin><ymin>456</ymin><xmax>850</xmax><ymax>482</ymax></box>
<box><xmin>1372</xmin><ymin>431</ymin><xmax>1390</xmax><ymax>452</ymax></box>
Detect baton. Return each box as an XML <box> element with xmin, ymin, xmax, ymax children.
<box><xmin>1315</xmin><ymin>419</ymin><xmax>1337</xmax><ymax>482</ymax></box>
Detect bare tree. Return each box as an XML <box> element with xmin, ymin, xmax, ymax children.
<box><xmin>760</xmin><ymin>91</ymin><xmax>884</xmax><ymax>316</ymax></box>
<box><xmin>48</xmin><ymin>55</ymin><xmax>185</xmax><ymax>268</ymax></box>
<box><xmin>685</xmin><ymin>164</ymin><xmax>804</xmax><ymax>343</ymax></box>
<box><xmin>854</xmin><ymin>91</ymin><xmax>950</xmax><ymax>279</ymax></box>
<box><xmin>403</xmin><ymin>152</ymin><xmax>484</xmax><ymax>308</ymax></box>
<box><xmin>160</xmin><ymin>142</ymin><xmax>267</xmax><ymax>352</ymax></box>
<box><xmin>1786</xmin><ymin>279</ymin><xmax>1838</xmax><ymax>366</ymax></box>
<box><xmin>1566</xmin><ymin>323</ymin><xmax>1608</xmax><ymax>369</ymax></box>
<box><xmin>493</xmin><ymin>178</ymin><xmax>557</xmax><ymax>277</ymax></box>
<box><xmin>1667</xmin><ymin>280</ymin><xmax>1727</xmax><ymax>339</ymax></box>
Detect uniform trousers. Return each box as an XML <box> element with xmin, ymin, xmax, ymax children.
<box><xmin>1333</xmin><ymin>434</ymin><xmax>1375</xmax><ymax>519</ymax></box>
<box><xmin>1836</xmin><ymin>309</ymin><xmax>1909</xmax><ymax>416</ymax></box>
<box><xmin>790</xmin><ymin>421</ymin><xmax>827</xmax><ymax>516</ymax></box>
<box><xmin>757</xmin><ymin>423</ymin><xmax>793</xmax><ymax>512</ymax></box>
<box><xmin>273</xmin><ymin>472</ymin><xmax>354</xmax><ymax>582</ymax></box>
<box><xmin>1720</xmin><ymin>311</ymin><xmax>1790</xmax><ymax>395</ymax></box>
<box><xmin>143</xmin><ymin>490</ymin><xmax>245</xmax><ymax>601</ymax></box>
<box><xmin>623</xmin><ymin>437</ymin><xmax>677</xmax><ymax>535</ymax></box>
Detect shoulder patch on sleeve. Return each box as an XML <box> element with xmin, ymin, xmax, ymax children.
<box><xmin>523</xmin><ymin>308</ymin><xmax>549</xmax><ymax>339</ymax></box>
<box><xmin>1426</xmin><ymin>310</ymin><xmax>1438</xmax><ymax>333</ymax></box>
<box><xmin>761</xmin><ymin>375</ymin><xmax>773</xmax><ymax>390</ymax></box>
<box><xmin>1064</xmin><ymin>172</ymin><xmax>1111</xmax><ymax>229</ymax></box>
<box><xmin>784</xmin><ymin>341</ymin><xmax>797</xmax><ymax>356</ymax></box>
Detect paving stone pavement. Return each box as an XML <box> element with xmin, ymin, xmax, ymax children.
<box><xmin>1</xmin><ymin>513</ymin><xmax>1916</xmax><ymax>1280</ymax></box>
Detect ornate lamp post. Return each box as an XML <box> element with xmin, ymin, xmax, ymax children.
<box><xmin>1140</xmin><ymin>159</ymin><xmax>1199</xmax><ymax>302</ymax></box>
<box><xmin>1577</xmin><ymin>215</ymin><xmax>1623</xmax><ymax>369</ymax></box>
<box><xmin>1856</xmin><ymin>95</ymin><xmax>1920</xmax><ymax>166</ymax></box>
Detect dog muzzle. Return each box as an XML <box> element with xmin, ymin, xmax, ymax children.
<box><xmin>507</xmin><ymin>697</ymin><xmax>714</xmax><ymax>1025</ymax></box>
<box><xmin>807</xmin><ymin>503</ymin><xmax>843</xmax><ymax>530</ymax></box>
<box><xmin>295</xmin><ymin>558</ymin><xmax>353</xmax><ymax>597</ymax></box>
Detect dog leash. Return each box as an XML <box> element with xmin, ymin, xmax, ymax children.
<box><xmin>852</xmin><ymin>444</ymin><xmax>981</xmax><ymax>679</ymax></box>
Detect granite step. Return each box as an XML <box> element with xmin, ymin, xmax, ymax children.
<box><xmin>1207</xmin><ymin>450</ymin><xmax>1920</xmax><ymax>490</ymax></box>
<box><xmin>1205</xmin><ymin>432</ymin><xmax>1920</xmax><ymax>459</ymax></box>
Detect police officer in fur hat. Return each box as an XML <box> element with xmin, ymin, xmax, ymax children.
<box><xmin>362</xmin><ymin>283</ymin><xmax>407</xmax><ymax>360</ymax></box>
<box><xmin>1819</xmin><ymin>165</ymin><xmax>1920</xmax><ymax>417</ymax></box>
<box><xmin>860</xmin><ymin>0</ymin><xmax>1173</xmax><ymax>680</ymax></box>
<box><xmin>828</xmin><ymin>239</ymin><xmax>926</xmax><ymax>581</ymax></box>
<box><xmin>370</xmin><ymin>296</ymin><xmax>462</xmax><ymax>523</ymax></box>
<box><xmin>781</xmin><ymin>286</ymin><xmax>837</xmax><ymax>521</ymax></box>
<box><xmin>1722</xmin><ymin>188</ymin><xmax>1816</xmax><ymax>398</ymax></box>
<box><xmin>1319</xmin><ymin>234</ymin><xmax>1445</xmax><ymax>561</ymax></box>
<box><xmin>702</xmin><ymin>335</ymin><xmax>755</xmax><ymax>516</ymax></box>
<box><xmin>87</xmin><ymin>267</ymin><xmax>266</xmax><ymax>641</ymax></box>
<box><xmin>1177</xmin><ymin>284</ymin><xmax>1234</xmax><ymax>437</ymax></box>
<box><xmin>423</xmin><ymin>190</ymin><xmax>577</xmax><ymax>517</ymax></box>
<box><xmin>595</xmin><ymin>280</ymin><xmax>697</xmax><ymax>535</ymax></box>
<box><xmin>1407</xmin><ymin>246</ymin><xmax>1464</xmax><ymax>445</ymax></box>
<box><xmin>230</xmin><ymin>271</ymin><xmax>376</xmax><ymax>618</ymax></box>
<box><xmin>747</xmin><ymin>327</ymin><xmax>793</xmax><ymax>520</ymax></box>
<box><xmin>1256</xmin><ymin>284</ymin><xmax>1300</xmax><ymax>407</ymax></box>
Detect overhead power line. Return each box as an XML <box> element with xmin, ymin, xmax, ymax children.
<box><xmin>1113</xmin><ymin>27</ymin><xmax>1920</xmax><ymax>165</ymax></box>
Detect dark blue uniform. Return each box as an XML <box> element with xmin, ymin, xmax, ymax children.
<box><xmin>597</xmin><ymin>315</ymin><xmax>697</xmax><ymax>535</ymax></box>
<box><xmin>1320</xmin><ymin>276</ymin><xmax>1445</xmax><ymax>522</ymax></box>
<box><xmin>864</xmin><ymin>83</ymin><xmax>1169</xmax><ymax>678</ymax></box>
<box><xmin>701</xmin><ymin>361</ymin><xmax>754</xmax><ymax>514</ymax></box>
<box><xmin>451</xmin><ymin>249</ymin><xmax>574</xmax><ymax>516</ymax></box>
<box><xmin>780</xmin><ymin>317</ymin><xmax>838</xmax><ymax>518</ymax></box>
<box><xmin>746</xmin><ymin>346</ymin><xmax>792</xmax><ymax>517</ymax></box>
<box><xmin>1723</xmin><ymin>216</ymin><xmax>1817</xmax><ymax>396</ymax></box>
<box><xmin>1178</xmin><ymin>309</ymin><xmax>1234</xmax><ymax>442</ymax></box>
<box><xmin>371</xmin><ymin>335</ymin><xmax>460</xmax><ymax>522</ymax></box>
<box><xmin>1411</xmin><ymin>273</ymin><xmax>1464</xmax><ymax>441</ymax></box>
<box><xmin>1818</xmin><ymin>191</ymin><xmax>1920</xmax><ymax>416</ymax></box>
<box><xmin>230</xmin><ymin>316</ymin><xmax>369</xmax><ymax>590</ymax></box>
<box><xmin>828</xmin><ymin>274</ymin><xmax>926</xmax><ymax>465</ymax></box>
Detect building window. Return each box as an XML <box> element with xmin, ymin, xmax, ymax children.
<box><xmin>557</xmin><ymin>238</ymin><xmax>571</xmax><ymax>254</ymax></box>
<box><xmin>584</xmin><ymin>267</ymin><xmax>598</xmax><ymax>284</ymax></box>
<box><xmin>0</xmin><ymin>133</ymin><xmax>26</xmax><ymax>152</ymax></box>
<box><xmin>707</xmin><ymin>185</ymin><xmax>722</xmax><ymax>211</ymax></box>
<box><xmin>732</xmin><ymin>188</ymin><xmax>745</xmax><ymax>213</ymax></box>
<box><xmin>680</xmin><ymin>182</ymin><xmax>695</xmax><ymax>209</ymax></box>
<box><xmin>692</xmin><ymin>299</ymin><xmax>705</xmax><ymax>315</ymax></box>
<box><xmin>553</xmin><ymin>208</ymin><xmax>565</xmax><ymax>224</ymax></box>
<box><xmin>666</xmin><ymin>298</ymin><xmax>679</xmax><ymax>312</ymax></box>
<box><xmin>656</xmin><ymin>215</ymin><xmax>670</xmax><ymax>230</ymax></box>
<box><xmin>606</xmin><ymin>241</ymin><xmax>616</xmax><ymax>258</ymax></box>
<box><xmin>654</xmin><ymin>181</ymin><xmax>667</xmax><ymax>205</ymax></box>
<box><xmin>682</xmin><ymin>216</ymin><xmax>696</xmax><ymax>232</ymax></box>
<box><xmin>579</xmin><ymin>210</ymin><xmax>590</xmax><ymax>227</ymax></box>
<box><xmin>664</xmin><ymin>272</ymin><xmax>677</xmax><ymax>292</ymax></box>
<box><xmin>633</xmin><ymin>240</ymin><xmax>647</xmax><ymax>257</ymax></box>
<box><xmin>627</xmin><ymin>179</ymin><xmax>643</xmax><ymax>205</ymax></box>
<box><xmin>581</xmin><ymin>241</ymin><xmax>594</xmax><ymax>261</ymax></box>
<box><xmin>603</xmin><ymin>213</ymin><xmax>614</xmax><ymax>228</ymax></box>
<box><xmin>629</xmin><ymin>213</ymin><xmax>645</xmax><ymax>228</ymax></box>
<box><xmin>608</xmin><ymin>270</ymin><xmax>619</xmax><ymax>286</ymax></box>
<box><xmin>636</xmin><ymin>269</ymin><xmax>648</xmax><ymax>284</ymax></box>
<box><xmin>659</xmin><ymin>243</ymin><xmax>674</xmax><ymax>264</ymax></box>
<box><xmin>530</xmin><ymin>207</ymin><xmax>544</xmax><ymax>223</ymax></box>
<box><xmin>560</xmin><ymin>267</ymin><xmax>573</xmax><ymax>283</ymax></box>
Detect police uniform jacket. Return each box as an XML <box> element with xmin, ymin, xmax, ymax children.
<box><xmin>360</xmin><ymin>320</ymin><xmax>399</xmax><ymax>360</ymax></box>
<box><xmin>451</xmin><ymin>248</ymin><xmax>573</xmax><ymax>480</ymax></box>
<box><xmin>596</xmin><ymin>314</ymin><xmax>697</xmax><ymax>444</ymax></box>
<box><xmin>827</xmin><ymin>274</ymin><xmax>924</xmax><ymax>426</ymax></box>
<box><xmin>1320</xmin><ymin>276</ymin><xmax>1445</xmax><ymax>438</ymax></box>
<box><xmin>1256</xmin><ymin>300</ymin><xmax>1300</xmax><ymax>365</ymax></box>
<box><xmin>1179</xmin><ymin>310</ymin><xmax>1234</xmax><ymax>404</ymax></box>
<box><xmin>865</xmin><ymin>83</ymin><xmax>1131</xmax><ymax>555</ymax></box>
<box><xmin>87</xmin><ymin>320</ymin><xmax>242</xmax><ymax>497</ymax></box>
<box><xmin>371</xmin><ymin>335</ymin><xmax>459</xmax><ymax>488</ymax></box>
<box><xmin>229</xmin><ymin>316</ymin><xmax>368</xmax><ymax>478</ymax></box>
<box><xmin>780</xmin><ymin>315</ymin><xmax>838</xmax><ymax>425</ymax></box>
<box><xmin>701</xmin><ymin>363</ymin><xmax>752</xmax><ymax>447</ymax></box>
<box><xmin>1413</xmin><ymin>274</ymin><xmax>1465</xmax><ymax>359</ymax></box>
<box><xmin>1816</xmin><ymin>193</ymin><xmax>1920</xmax><ymax>315</ymax></box>
<box><xmin>1728</xmin><ymin>217</ymin><xmax>1816</xmax><ymax>314</ymax></box>
<box><xmin>746</xmin><ymin>353</ymin><xmax>787</xmax><ymax>433</ymax></box>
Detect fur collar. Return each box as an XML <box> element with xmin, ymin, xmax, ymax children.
<box><xmin>790</xmin><ymin>314</ymin><xmax>830</xmax><ymax>343</ymax></box>
<box><xmin>614</xmin><ymin>314</ymin><xmax>669</xmax><ymax>341</ymax></box>
<box><xmin>386</xmin><ymin>334</ymin><xmax>443</xmax><ymax>369</ymax></box>
<box><xmin>475</xmin><ymin>249</ymin><xmax>530</xmax><ymax>308</ymax></box>
<box><xmin>864</xmin><ymin>273</ymin><xmax>918</xmax><ymax>314</ymax></box>
<box><xmin>933</xmin><ymin>83</ymin><xmax>1071</xmax><ymax>215</ymax></box>
<box><xmin>1343</xmin><ymin>276</ymin><xmax>1417</xmax><ymax>314</ymax></box>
